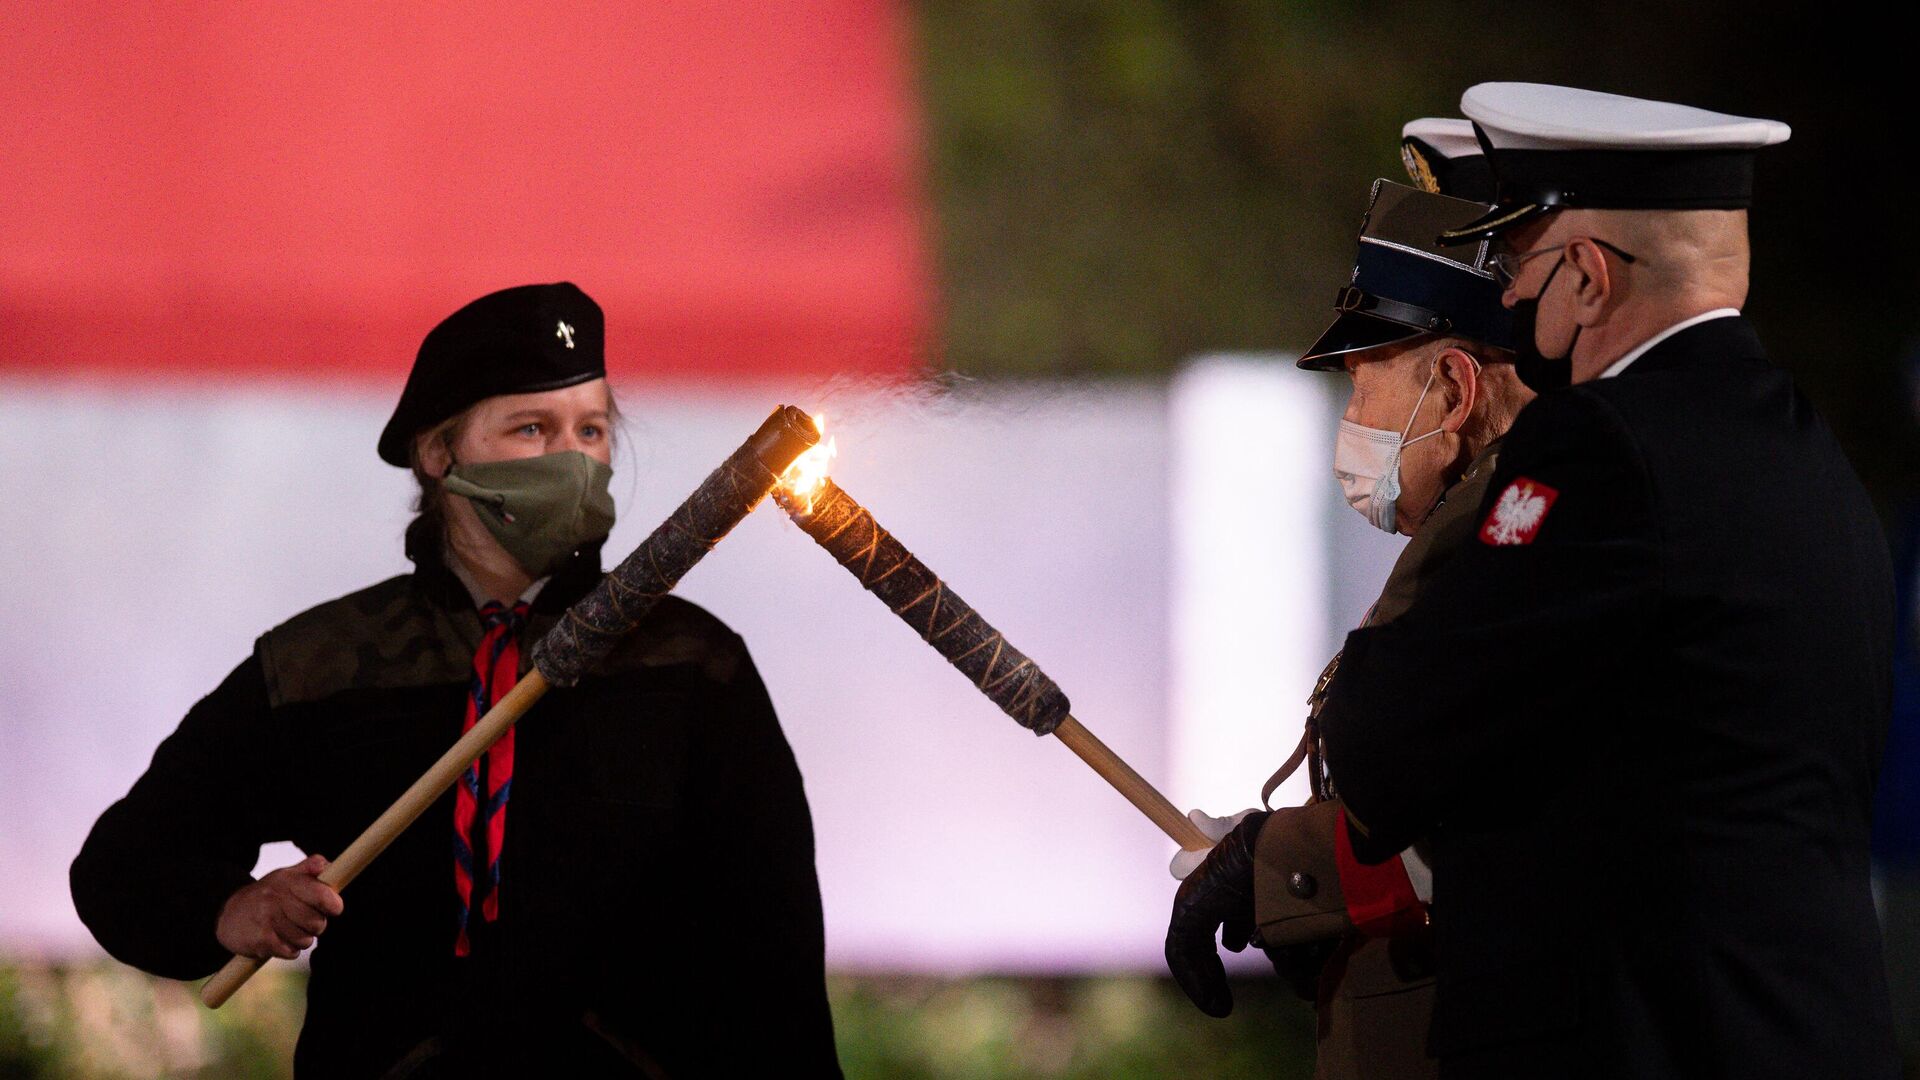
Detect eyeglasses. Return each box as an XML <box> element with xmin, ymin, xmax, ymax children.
<box><xmin>1488</xmin><ymin>238</ymin><xmax>1638</xmax><ymax>286</ymax></box>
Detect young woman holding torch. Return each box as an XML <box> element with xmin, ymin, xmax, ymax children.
<box><xmin>70</xmin><ymin>284</ymin><xmax>841</xmax><ymax>1078</ymax></box>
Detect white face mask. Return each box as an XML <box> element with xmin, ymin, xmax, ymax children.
<box><xmin>1333</xmin><ymin>359</ymin><xmax>1445</xmax><ymax>534</ymax></box>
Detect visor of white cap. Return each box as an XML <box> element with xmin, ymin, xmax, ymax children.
<box><xmin>1461</xmin><ymin>82</ymin><xmax>1791</xmax><ymax>151</ymax></box>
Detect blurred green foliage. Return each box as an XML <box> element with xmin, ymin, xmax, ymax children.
<box><xmin>1</xmin><ymin>962</ymin><xmax>303</xmax><ymax>1080</ymax></box>
<box><xmin>0</xmin><ymin>962</ymin><xmax>1313</xmax><ymax>1079</ymax></box>
<box><xmin>830</xmin><ymin>974</ymin><xmax>1313</xmax><ymax>1078</ymax></box>
<box><xmin>914</xmin><ymin>1</ymin><xmax>1915</xmax><ymax>492</ymax></box>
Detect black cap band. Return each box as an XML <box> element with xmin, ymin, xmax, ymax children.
<box><xmin>1492</xmin><ymin>146</ymin><xmax>1757</xmax><ymax>211</ymax></box>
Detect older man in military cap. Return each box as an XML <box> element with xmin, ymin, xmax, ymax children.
<box><xmin>1311</xmin><ymin>85</ymin><xmax>1899</xmax><ymax>1077</ymax></box>
<box><xmin>1165</xmin><ymin>126</ymin><xmax>1534</xmax><ymax>1079</ymax></box>
<box><xmin>73</xmin><ymin>283</ymin><xmax>842</xmax><ymax>1077</ymax></box>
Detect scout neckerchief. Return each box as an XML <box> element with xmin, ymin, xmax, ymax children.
<box><xmin>453</xmin><ymin>599</ymin><xmax>528</xmax><ymax>956</ymax></box>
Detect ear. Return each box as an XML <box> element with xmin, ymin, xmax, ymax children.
<box><xmin>416</xmin><ymin>431</ymin><xmax>452</xmax><ymax>479</ymax></box>
<box><xmin>1565</xmin><ymin>237</ymin><xmax>1615</xmax><ymax>323</ymax></box>
<box><xmin>1434</xmin><ymin>348</ymin><xmax>1480</xmax><ymax>433</ymax></box>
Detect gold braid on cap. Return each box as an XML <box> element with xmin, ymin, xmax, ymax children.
<box><xmin>1437</xmin><ymin>201</ymin><xmax>1542</xmax><ymax>243</ymax></box>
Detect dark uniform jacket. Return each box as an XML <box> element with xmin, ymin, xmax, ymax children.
<box><xmin>1320</xmin><ymin>316</ymin><xmax>1901</xmax><ymax>1078</ymax></box>
<box><xmin>1253</xmin><ymin>441</ymin><xmax>1502</xmax><ymax>1080</ymax></box>
<box><xmin>71</xmin><ymin>549</ymin><xmax>841</xmax><ymax>1079</ymax></box>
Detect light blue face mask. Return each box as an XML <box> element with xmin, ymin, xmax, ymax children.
<box><xmin>1332</xmin><ymin>359</ymin><xmax>1446</xmax><ymax>535</ymax></box>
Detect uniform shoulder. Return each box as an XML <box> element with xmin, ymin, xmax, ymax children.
<box><xmin>266</xmin><ymin>574</ymin><xmax>416</xmax><ymax>640</ymax></box>
<box><xmin>257</xmin><ymin>574</ymin><xmax>474</xmax><ymax>707</ymax></box>
<box><xmin>595</xmin><ymin>594</ymin><xmax>753</xmax><ymax>684</ymax></box>
<box><xmin>1509</xmin><ymin>382</ymin><xmax>1634</xmax><ymax>441</ymax></box>
<box><xmin>1496</xmin><ymin>383</ymin><xmax>1647</xmax><ymax>477</ymax></box>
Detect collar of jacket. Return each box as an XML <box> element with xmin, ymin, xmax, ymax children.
<box><xmin>408</xmin><ymin>539</ymin><xmax>606</xmax><ymax>617</ymax></box>
<box><xmin>1610</xmin><ymin>313</ymin><xmax>1766</xmax><ymax>378</ymax></box>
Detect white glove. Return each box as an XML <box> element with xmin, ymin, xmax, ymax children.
<box><xmin>1400</xmin><ymin>843</ymin><xmax>1435</xmax><ymax>904</ymax></box>
<box><xmin>1169</xmin><ymin>808</ymin><xmax>1259</xmax><ymax>880</ymax></box>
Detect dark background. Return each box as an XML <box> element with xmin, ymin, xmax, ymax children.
<box><xmin>919</xmin><ymin>0</ymin><xmax>1914</xmax><ymax>499</ymax></box>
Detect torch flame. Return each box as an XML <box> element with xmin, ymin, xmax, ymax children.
<box><xmin>778</xmin><ymin>413</ymin><xmax>837</xmax><ymax>515</ymax></box>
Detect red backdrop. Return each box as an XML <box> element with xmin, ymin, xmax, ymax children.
<box><xmin>0</xmin><ymin>3</ymin><xmax>929</xmax><ymax>383</ymax></box>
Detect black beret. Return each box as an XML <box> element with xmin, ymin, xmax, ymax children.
<box><xmin>378</xmin><ymin>282</ymin><xmax>606</xmax><ymax>466</ymax></box>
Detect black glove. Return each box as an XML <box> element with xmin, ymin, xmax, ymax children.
<box><xmin>1164</xmin><ymin>810</ymin><xmax>1270</xmax><ymax>1017</ymax></box>
<box><xmin>1267</xmin><ymin>937</ymin><xmax>1340</xmax><ymax>1002</ymax></box>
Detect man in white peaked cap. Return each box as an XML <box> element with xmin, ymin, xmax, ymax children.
<box><xmin>1307</xmin><ymin>84</ymin><xmax>1900</xmax><ymax>1077</ymax></box>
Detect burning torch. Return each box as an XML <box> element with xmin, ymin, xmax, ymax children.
<box><xmin>771</xmin><ymin>418</ymin><xmax>1214</xmax><ymax>853</ymax></box>
<box><xmin>201</xmin><ymin>405</ymin><xmax>820</xmax><ymax>1007</ymax></box>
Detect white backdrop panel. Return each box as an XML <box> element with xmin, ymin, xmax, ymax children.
<box><xmin>0</xmin><ymin>371</ymin><xmax>1399</xmax><ymax>970</ymax></box>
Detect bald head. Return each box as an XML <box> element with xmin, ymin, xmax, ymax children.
<box><xmin>1565</xmin><ymin>208</ymin><xmax>1750</xmax><ymax>308</ymax></box>
<box><xmin>1500</xmin><ymin>208</ymin><xmax>1752</xmax><ymax>380</ymax></box>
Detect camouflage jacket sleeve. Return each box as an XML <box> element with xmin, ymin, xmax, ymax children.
<box><xmin>1252</xmin><ymin>799</ymin><xmax>1352</xmax><ymax>947</ymax></box>
<box><xmin>70</xmin><ymin>653</ymin><xmax>285</xmax><ymax>980</ymax></box>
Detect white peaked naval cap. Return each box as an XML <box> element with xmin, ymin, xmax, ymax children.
<box><xmin>1462</xmin><ymin>83</ymin><xmax>1790</xmax><ymax>151</ymax></box>
<box><xmin>1438</xmin><ymin>83</ymin><xmax>1791</xmax><ymax>244</ymax></box>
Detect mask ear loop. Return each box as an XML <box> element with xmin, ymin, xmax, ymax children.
<box><xmin>1397</xmin><ymin>355</ymin><xmax>1447</xmax><ymax>450</ymax></box>
<box><xmin>1398</xmin><ymin>350</ymin><xmax>1485</xmax><ymax>526</ymax></box>
<box><xmin>1363</xmin><ymin>358</ymin><xmax>1445</xmax><ymax>536</ymax></box>
<box><xmin>1412</xmin><ymin>351</ymin><xmax>1485</xmax><ymax>522</ymax></box>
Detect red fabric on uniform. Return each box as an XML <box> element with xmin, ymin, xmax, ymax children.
<box><xmin>1334</xmin><ymin>813</ymin><xmax>1425</xmax><ymax>937</ymax></box>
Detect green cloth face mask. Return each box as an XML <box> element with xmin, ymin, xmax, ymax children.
<box><xmin>441</xmin><ymin>450</ymin><xmax>616</xmax><ymax>577</ymax></box>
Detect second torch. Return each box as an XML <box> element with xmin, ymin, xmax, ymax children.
<box><xmin>772</xmin><ymin>444</ymin><xmax>1213</xmax><ymax>854</ymax></box>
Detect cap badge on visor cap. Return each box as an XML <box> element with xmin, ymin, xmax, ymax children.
<box><xmin>1400</xmin><ymin>117</ymin><xmax>1496</xmax><ymax>202</ymax></box>
<box><xmin>1401</xmin><ymin>140</ymin><xmax>1442</xmax><ymax>195</ymax></box>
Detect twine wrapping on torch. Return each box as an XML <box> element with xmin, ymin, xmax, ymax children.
<box><xmin>773</xmin><ymin>477</ymin><xmax>1070</xmax><ymax>736</ymax></box>
<box><xmin>771</xmin><ymin>469</ymin><xmax>1212</xmax><ymax>851</ymax></box>
<box><xmin>534</xmin><ymin>405</ymin><xmax>820</xmax><ymax>686</ymax></box>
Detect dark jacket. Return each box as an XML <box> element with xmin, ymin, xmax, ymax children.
<box><xmin>1252</xmin><ymin>443</ymin><xmax>1503</xmax><ymax>1080</ymax></box>
<box><xmin>71</xmin><ymin>550</ymin><xmax>841</xmax><ymax>1079</ymax></box>
<box><xmin>1320</xmin><ymin>316</ymin><xmax>1900</xmax><ymax>1078</ymax></box>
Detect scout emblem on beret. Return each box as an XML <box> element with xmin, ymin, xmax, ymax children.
<box><xmin>1480</xmin><ymin>477</ymin><xmax>1558</xmax><ymax>546</ymax></box>
<box><xmin>556</xmin><ymin>320</ymin><xmax>575</xmax><ymax>348</ymax></box>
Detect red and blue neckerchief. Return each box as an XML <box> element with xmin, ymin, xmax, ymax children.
<box><xmin>453</xmin><ymin>599</ymin><xmax>528</xmax><ymax>956</ymax></box>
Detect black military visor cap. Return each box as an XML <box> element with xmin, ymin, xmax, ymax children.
<box><xmin>378</xmin><ymin>282</ymin><xmax>606</xmax><ymax>467</ymax></box>
<box><xmin>1298</xmin><ymin>180</ymin><xmax>1514</xmax><ymax>371</ymax></box>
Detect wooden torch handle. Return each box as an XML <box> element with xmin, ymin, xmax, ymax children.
<box><xmin>201</xmin><ymin>669</ymin><xmax>554</xmax><ymax>1008</ymax></box>
<box><xmin>1050</xmin><ymin>714</ymin><xmax>1215</xmax><ymax>851</ymax></box>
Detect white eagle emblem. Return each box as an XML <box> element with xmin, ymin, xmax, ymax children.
<box><xmin>1480</xmin><ymin>478</ymin><xmax>1558</xmax><ymax>546</ymax></box>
